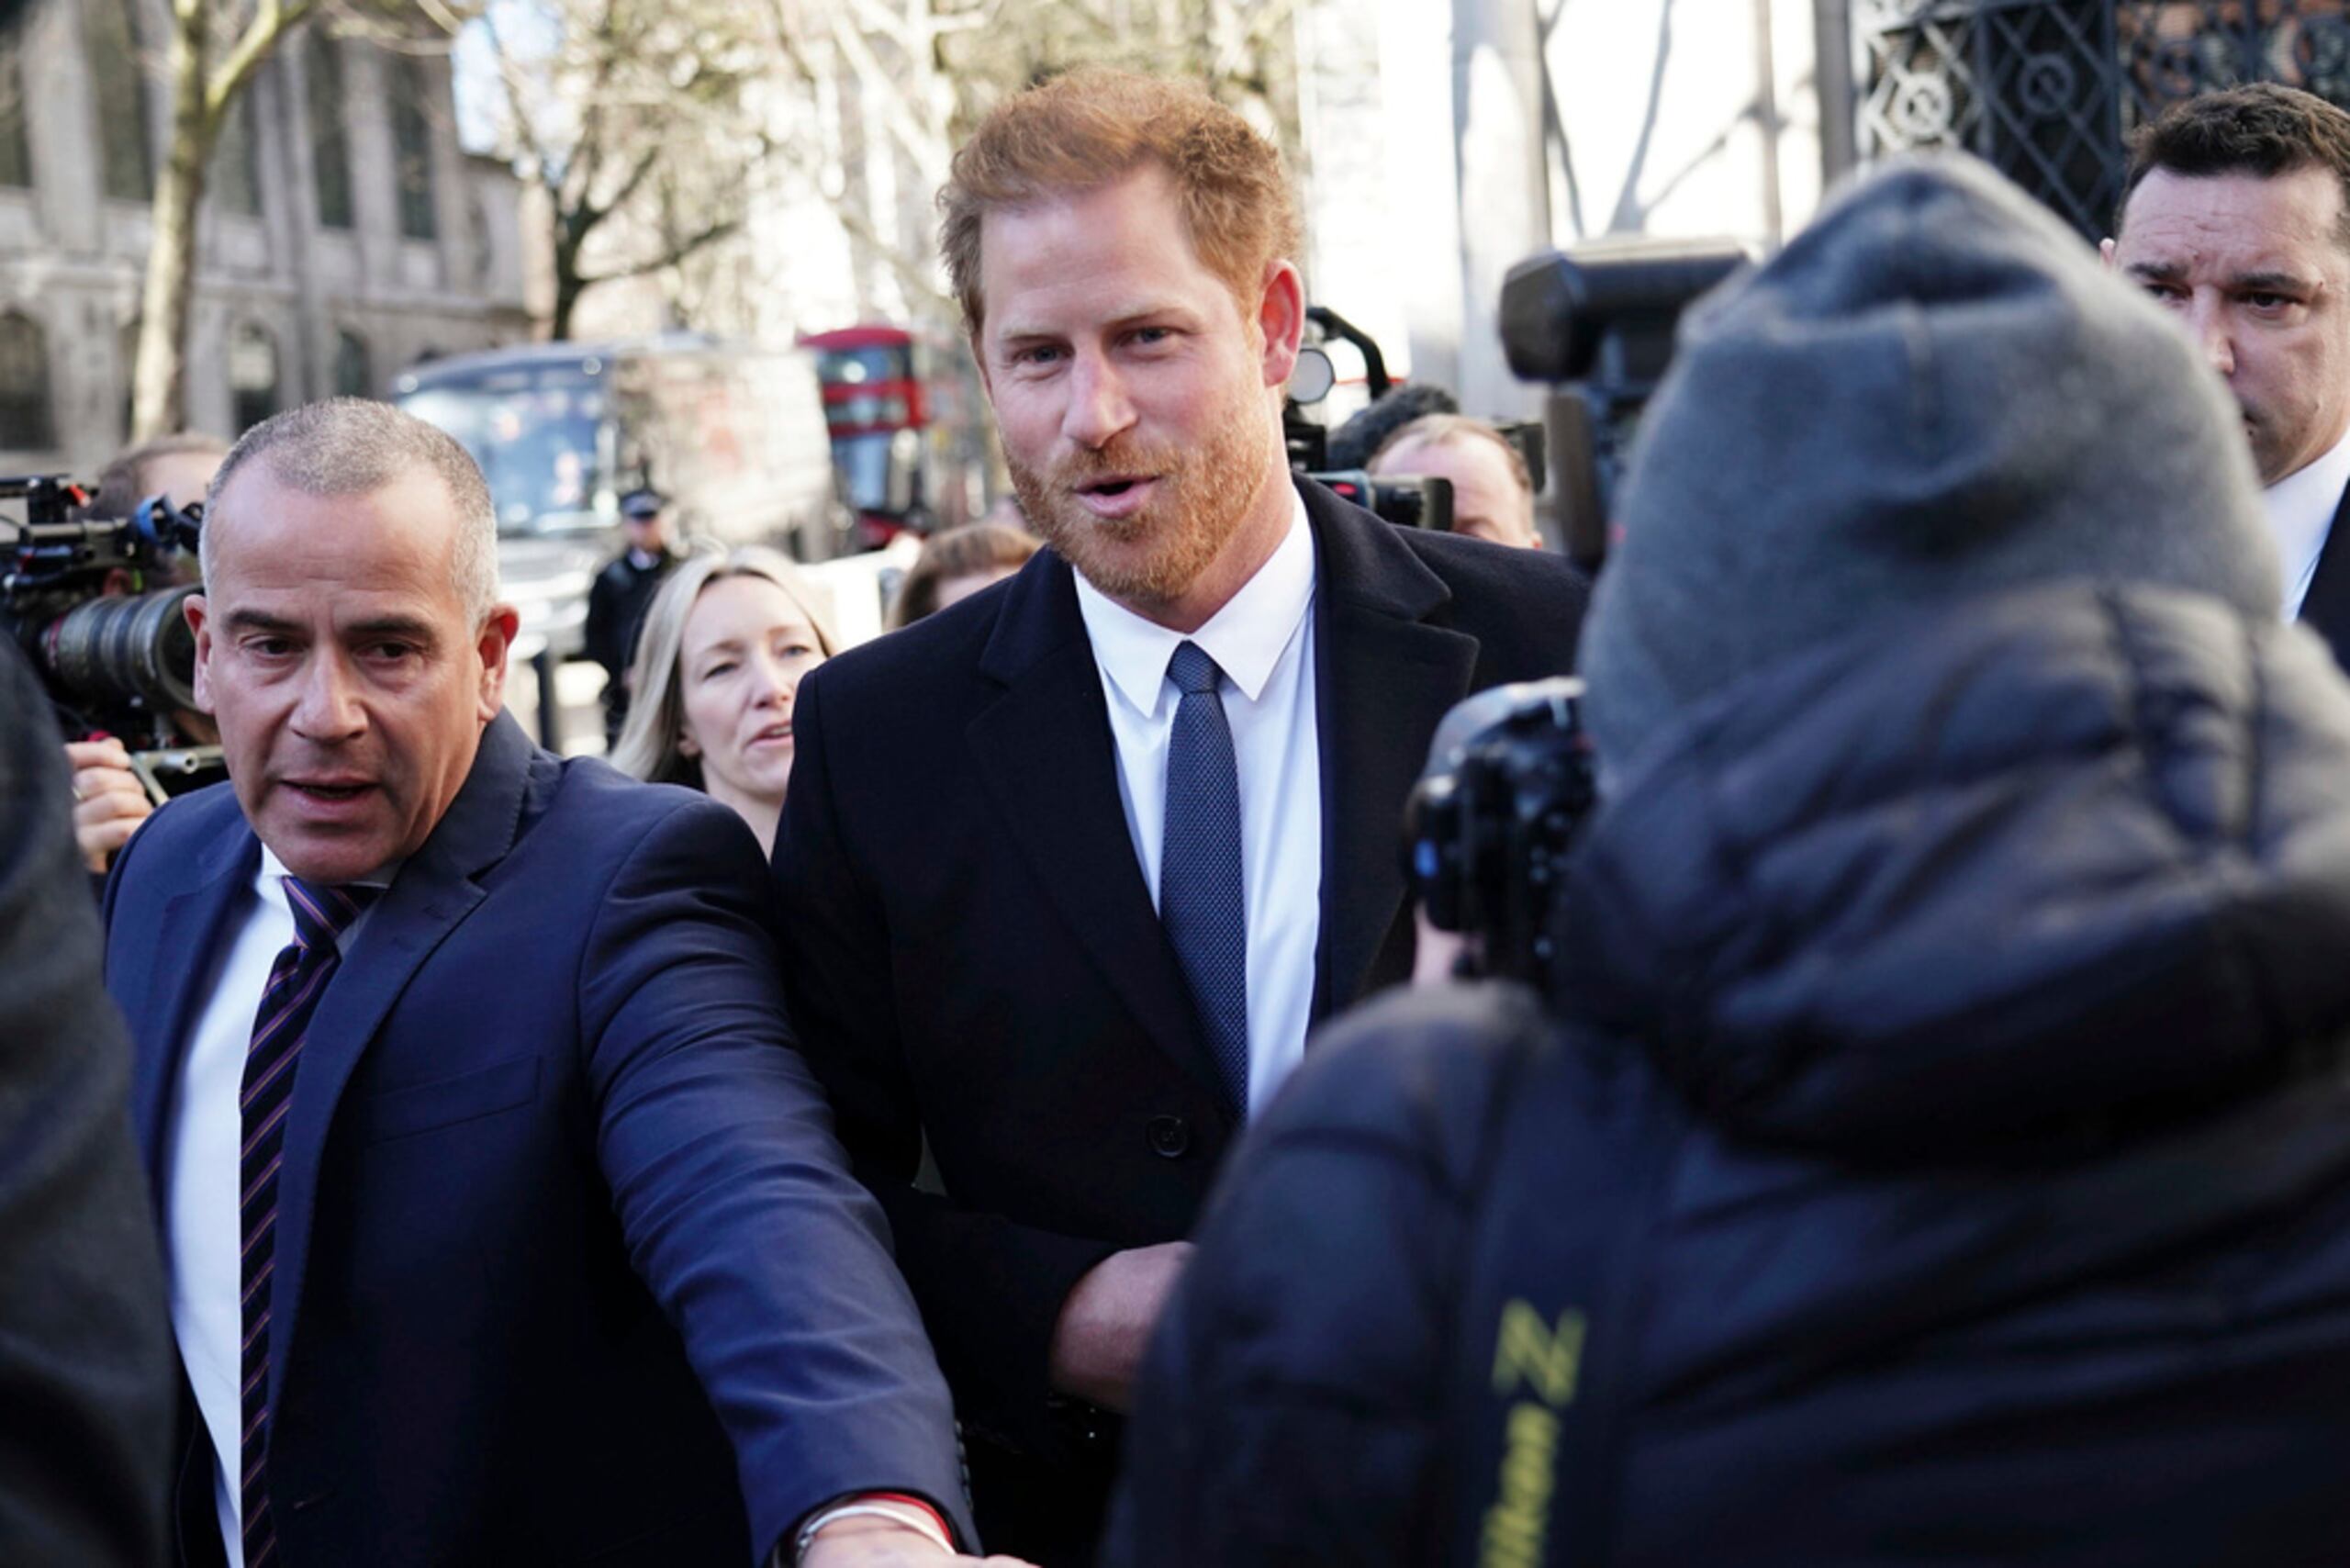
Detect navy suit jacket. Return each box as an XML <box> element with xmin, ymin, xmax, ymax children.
<box><xmin>772</xmin><ymin>480</ymin><xmax>1588</xmax><ymax>1562</ymax></box>
<box><xmin>105</xmin><ymin>711</ymin><xmax>970</xmax><ymax>1566</ymax></box>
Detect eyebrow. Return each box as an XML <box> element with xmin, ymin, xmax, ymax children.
<box><xmin>346</xmin><ymin>614</ymin><xmax>440</xmax><ymax>644</ymax></box>
<box><xmin>693</xmin><ymin>623</ymin><xmax>815</xmax><ymax>659</ymax></box>
<box><xmin>220</xmin><ymin>609</ymin><xmax>439</xmax><ymax>642</ymax></box>
<box><xmin>223</xmin><ymin>609</ymin><xmax>304</xmax><ymax>636</ymax></box>
<box><xmin>2122</xmin><ymin>259</ymin><xmax>2317</xmax><ymax>293</ymax></box>
<box><xmin>2232</xmin><ymin>269</ymin><xmax>2318</xmax><ymax>293</ymax></box>
<box><xmin>993</xmin><ymin>303</ymin><xmax>1196</xmax><ymax>345</ymax></box>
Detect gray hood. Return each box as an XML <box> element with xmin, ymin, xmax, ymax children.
<box><xmin>1554</xmin><ymin>582</ymin><xmax>2350</xmax><ymax>1155</ymax></box>
<box><xmin>1581</xmin><ymin>153</ymin><xmax>2278</xmax><ymax>770</ymax></box>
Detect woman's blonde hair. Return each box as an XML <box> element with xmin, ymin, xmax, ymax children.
<box><xmin>609</xmin><ymin>544</ymin><xmax>840</xmax><ymax>788</ymax></box>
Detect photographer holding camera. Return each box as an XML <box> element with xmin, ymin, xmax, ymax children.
<box><xmin>1106</xmin><ymin>155</ymin><xmax>2350</xmax><ymax>1564</ymax></box>
<box><xmin>42</xmin><ymin>434</ymin><xmax>223</xmax><ymax>879</ymax></box>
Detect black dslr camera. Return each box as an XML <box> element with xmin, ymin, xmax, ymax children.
<box><xmin>1404</xmin><ymin>678</ymin><xmax>1596</xmax><ymax>984</ymax></box>
<box><xmin>1</xmin><ymin>476</ymin><xmax>224</xmax><ymax>801</ymax></box>
<box><xmin>1500</xmin><ymin>239</ymin><xmax>1747</xmax><ymax>573</ymax></box>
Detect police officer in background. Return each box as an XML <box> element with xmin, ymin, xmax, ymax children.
<box><xmin>586</xmin><ymin>487</ymin><xmax>680</xmax><ymax>746</ymax></box>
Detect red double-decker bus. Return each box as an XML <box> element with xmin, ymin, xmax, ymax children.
<box><xmin>801</xmin><ymin>323</ymin><xmax>990</xmax><ymax>545</ymax></box>
<box><xmin>799</xmin><ymin>319</ymin><xmax>954</xmax><ymax>545</ymax></box>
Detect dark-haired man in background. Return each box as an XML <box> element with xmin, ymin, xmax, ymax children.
<box><xmin>2106</xmin><ymin>82</ymin><xmax>2350</xmax><ymax>659</ymax></box>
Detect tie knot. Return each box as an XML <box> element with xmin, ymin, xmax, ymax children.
<box><xmin>282</xmin><ymin>876</ymin><xmax>380</xmax><ymax>953</ymax></box>
<box><xmin>1167</xmin><ymin>640</ymin><xmax>1224</xmax><ymax>698</ymax></box>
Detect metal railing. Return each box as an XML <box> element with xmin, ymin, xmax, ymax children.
<box><xmin>1857</xmin><ymin>0</ymin><xmax>2350</xmax><ymax>237</ymax></box>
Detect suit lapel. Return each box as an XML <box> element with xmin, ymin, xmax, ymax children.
<box><xmin>966</xmin><ymin>553</ymin><xmax>1222</xmax><ymax>1099</ymax></box>
<box><xmin>1307</xmin><ymin>485</ymin><xmax>1482</xmax><ymax>1013</ymax></box>
<box><xmin>2298</xmin><ymin>477</ymin><xmax>2350</xmax><ymax>670</ymax></box>
<box><xmin>268</xmin><ymin>711</ymin><xmax>533</xmax><ymax>1411</ymax></box>
<box><xmin>129</xmin><ymin>818</ymin><xmax>259</xmax><ymax>1200</ymax></box>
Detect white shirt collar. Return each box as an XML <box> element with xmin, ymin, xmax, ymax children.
<box><xmin>2261</xmin><ymin>421</ymin><xmax>2350</xmax><ymax>615</ymax></box>
<box><xmin>254</xmin><ymin>843</ymin><xmax>400</xmax><ymax>900</ymax></box>
<box><xmin>1073</xmin><ymin>487</ymin><xmax>1315</xmax><ymax>718</ymax></box>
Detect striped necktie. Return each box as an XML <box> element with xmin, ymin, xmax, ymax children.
<box><xmin>240</xmin><ymin>875</ymin><xmax>376</xmax><ymax>1565</ymax></box>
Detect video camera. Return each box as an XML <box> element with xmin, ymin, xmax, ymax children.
<box><xmin>1284</xmin><ymin>305</ymin><xmax>1463</xmax><ymax>532</ymax></box>
<box><xmin>1499</xmin><ymin>238</ymin><xmax>1747</xmax><ymax>573</ymax></box>
<box><xmin>1400</xmin><ymin>247</ymin><xmax>1739</xmax><ymax>974</ymax></box>
<box><xmin>1404</xmin><ymin>678</ymin><xmax>1595</xmax><ymax>985</ymax></box>
<box><xmin>1289</xmin><ymin>304</ymin><xmax>1555</xmax><ymax>539</ymax></box>
<box><xmin>1</xmin><ymin>476</ymin><xmax>224</xmax><ymax>802</ymax></box>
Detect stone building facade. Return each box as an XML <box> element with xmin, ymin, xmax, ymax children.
<box><xmin>0</xmin><ymin>0</ymin><xmax>529</xmax><ymax>475</ymax></box>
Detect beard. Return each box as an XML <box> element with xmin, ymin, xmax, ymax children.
<box><xmin>1008</xmin><ymin>389</ymin><xmax>1277</xmax><ymax>612</ymax></box>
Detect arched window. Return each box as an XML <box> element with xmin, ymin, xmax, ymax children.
<box><xmin>334</xmin><ymin>330</ymin><xmax>371</xmax><ymax>398</ymax></box>
<box><xmin>306</xmin><ymin>30</ymin><xmax>352</xmax><ymax>230</ymax></box>
<box><xmin>83</xmin><ymin>0</ymin><xmax>153</xmax><ymax>202</ymax></box>
<box><xmin>0</xmin><ymin>311</ymin><xmax>55</xmax><ymax>449</ymax></box>
<box><xmin>229</xmin><ymin>322</ymin><xmax>279</xmax><ymax>432</ymax></box>
<box><xmin>389</xmin><ymin>55</ymin><xmax>438</xmax><ymax>241</ymax></box>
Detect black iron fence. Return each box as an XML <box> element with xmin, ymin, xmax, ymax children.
<box><xmin>1857</xmin><ymin>0</ymin><xmax>2350</xmax><ymax>238</ymax></box>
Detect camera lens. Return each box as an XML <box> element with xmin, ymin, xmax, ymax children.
<box><xmin>46</xmin><ymin>584</ymin><xmax>199</xmax><ymax>715</ymax></box>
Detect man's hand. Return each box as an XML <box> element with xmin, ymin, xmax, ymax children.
<box><xmin>64</xmin><ymin>740</ymin><xmax>152</xmax><ymax>875</ymax></box>
<box><xmin>1046</xmin><ymin>1240</ymin><xmax>1194</xmax><ymax>1412</ymax></box>
<box><xmin>799</xmin><ymin>1515</ymin><xmax>1035</xmax><ymax>1565</ymax></box>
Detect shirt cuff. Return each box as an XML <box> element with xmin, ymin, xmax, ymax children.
<box><xmin>788</xmin><ymin>1493</ymin><xmax>957</xmax><ymax>1562</ymax></box>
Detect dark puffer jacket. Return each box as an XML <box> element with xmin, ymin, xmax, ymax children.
<box><xmin>1106</xmin><ymin>583</ymin><xmax>2350</xmax><ymax>1567</ymax></box>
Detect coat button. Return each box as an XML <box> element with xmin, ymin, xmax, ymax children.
<box><xmin>1145</xmin><ymin>1114</ymin><xmax>1191</xmax><ymax>1158</ymax></box>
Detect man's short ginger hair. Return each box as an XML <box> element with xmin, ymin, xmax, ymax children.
<box><xmin>938</xmin><ymin>68</ymin><xmax>1303</xmax><ymax>336</ymax></box>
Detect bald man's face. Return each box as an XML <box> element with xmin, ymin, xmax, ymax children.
<box><xmin>186</xmin><ymin>465</ymin><xmax>516</xmax><ymax>884</ymax></box>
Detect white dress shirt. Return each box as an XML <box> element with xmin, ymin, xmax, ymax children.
<box><xmin>1072</xmin><ymin>491</ymin><xmax>1322</xmax><ymax>1115</ymax></box>
<box><xmin>165</xmin><ymin>846</ymin><xmax>384</xmax><ymax>1567</ymax></box>
<box><xmin>2261</xmin><ymin>422</ymin><xmax>2350</xmax><ymax>618</ymax></box>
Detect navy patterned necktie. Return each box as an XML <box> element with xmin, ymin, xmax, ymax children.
<box><xmin>1160</xmin><ymin>640</ymin><xmax>1249</xmax><ymax>1118</ymax></box>
<box><xmin>241</xmin><ymin>875</ymin><xmax>377</xmax><ymax>1565</ymax></box>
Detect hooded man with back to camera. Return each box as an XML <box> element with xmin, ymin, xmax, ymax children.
<box><xmin>1104</xmin><ymin>154</ymin><xmax>2350</xmax><ymax>1566</ymax></box>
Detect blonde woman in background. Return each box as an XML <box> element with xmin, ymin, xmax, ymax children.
<box><xmin>610</xmin><ymin>545</ymin><xmax>839</xmax><ymax>857</ymax></box>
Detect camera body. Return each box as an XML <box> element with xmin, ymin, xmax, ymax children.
<box><xmin>1308</xmin><ymin>469</ymin><xmax>1453</xmax><ymax>532</ymax></box>
<box><xmin>1500</xmin><ymin>239</ymin><xmax>1748</xmax><ymax>573</ymax></box>
<box><xmin>1404</xmin><ymin>678</ymin><xmax>1596</xmax><ymax>984</ymax></box>
<box><xmin>1</xmin><ymin>476</ymin><xmax>224</xmax><ymax>801</ymax></box>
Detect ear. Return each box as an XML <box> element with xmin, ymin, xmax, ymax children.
<box><xmin>677</xmin><ymin>728</ymin><xmax>700</xmax><ymax>758</ymax></box>
<box><xmin>475</xmin><ymin>604</ymin><xmax>520</xmax><ymax>725</ymax></box>
<box><xmin>185</xmin><ymin>592</ymin><xmax>215</xmax><ymax>714</ymax></box>
<box><xmin>1255</xmin><ymin>259</ymin><xmax>1305</xmax><ymax>392</ymax></box>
